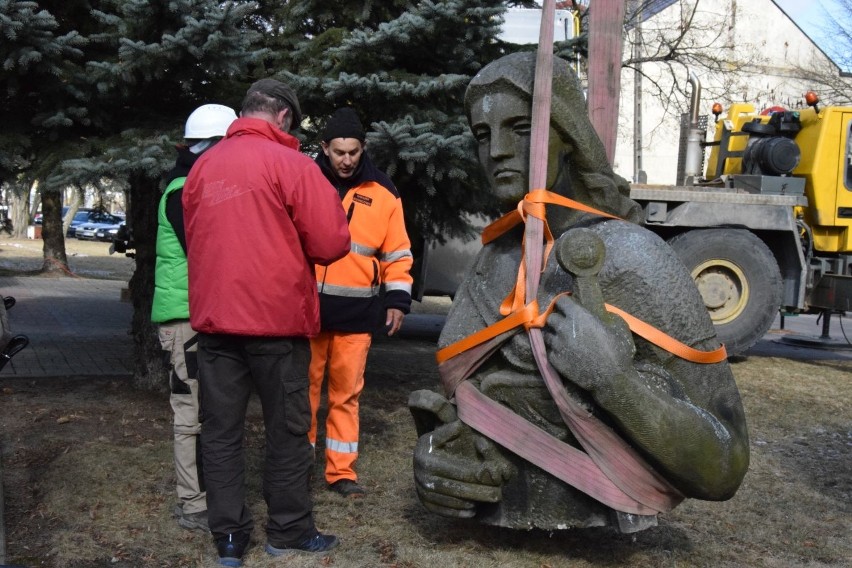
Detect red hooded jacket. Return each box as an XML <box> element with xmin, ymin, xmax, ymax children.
<box><xmin>182</xmin><ymin>117</ymin><xmax>351</xmax><ymax>337</ymax></box>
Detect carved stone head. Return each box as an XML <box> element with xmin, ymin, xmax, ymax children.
<box><xmin>464</xmin><ymin>52</ymin><xmax>642</xmax><ymax>223</ymax></box>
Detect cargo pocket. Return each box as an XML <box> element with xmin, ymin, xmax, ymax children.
<box><xmin>284</xmin><ymin>378</ymin><xmax>311</xmax><ymax>435</ymax></box>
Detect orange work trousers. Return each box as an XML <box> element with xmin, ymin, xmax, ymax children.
<box><xmin>308</xmin><ymin>330</ymin><xmax>372</xmax><ymax>484</ymax></box>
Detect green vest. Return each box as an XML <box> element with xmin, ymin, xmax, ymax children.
<box><xmin>151</xmin><ymin>177</ymin><xmax>189</xmax><ymax>322</ymax></box>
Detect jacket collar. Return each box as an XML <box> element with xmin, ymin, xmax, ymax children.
<box><xmin>226</xmin><ymin>117</ymin><xmax>301</xmax><ymax>151</ymax></box>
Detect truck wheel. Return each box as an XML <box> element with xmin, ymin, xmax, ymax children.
<box><xmin>667</xmin><ymin>229</ymin><xmax>782</xmax><ymax>356</ymax></box>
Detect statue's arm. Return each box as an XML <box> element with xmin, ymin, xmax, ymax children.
<box><xmin>596</xmin><ymin>355</ymin><xmax>749</xmax><ymax>500</ymax></box>
<box><xmin>543</xmin><ymin>224</ymin><xmax>749</xmax><ymax>500</ymax></box>
<box><xmin>544</xmin><ymin>296</ymin><xmax>749</xmax><ymax>500</ymax></box>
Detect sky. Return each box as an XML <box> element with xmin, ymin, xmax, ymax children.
<box><xmin>773</xmin><ymin>0</ymin><xmax>826</xmax><ymax>37</ymax></box>
<box><xmin>532</xmin><ymin>1</ymin><xmax>834</xmax><ymax>50</ymax></box>
<box><xmin>772</xmin><ymin>0</ymin><xmax>848</xmax><ymax>69</ymax></box>
<box><xmin>525</xmin><ymin>1</ymin><xmax>845</xmax><ymax>69</ymax></box>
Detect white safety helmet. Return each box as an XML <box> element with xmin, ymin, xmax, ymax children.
<box><xmin>184</xmin><ymin>104</ymin><xmax>237</xmax><ymax>140</ymax></box>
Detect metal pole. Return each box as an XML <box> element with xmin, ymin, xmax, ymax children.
<box><xmin>633</xmin><ymin>14</ymin><xmax>643</xmax><ymax>182</ymax></box>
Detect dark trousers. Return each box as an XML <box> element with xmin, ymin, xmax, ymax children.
<box><xmin>198</xmin><ymin>333</ymin><xmax>316</xmax><ymax>545</ymax></box>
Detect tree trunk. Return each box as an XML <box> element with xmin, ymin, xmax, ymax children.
<box><xmin>62</xmin><ymin>190</ymin><xmax>85</xmax><ymax>235</ymax></box>
<box><xmin>126</xmin><ymin>172</ymin><xmax>168</xmax><ymax>393</ymax></box>
<box><xmin>8</xmin><ymin>181</ymin><xmax>29</xmax><ymax>239</ymax></box>
<box><xmin>39</xmin><ymin>189</ymin><xmax>69</xmax><ymax>274</ymax></box>
<box><xmin>11</xmin><ymin>201</ymin><xmax>27</xmax><ymax>240</ymax></box>
<box><xmin>28</xmin><ymin>181</ymin><xmax>40</xmax><ymax>223</ymax></box>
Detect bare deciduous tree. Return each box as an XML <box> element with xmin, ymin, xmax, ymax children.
<box><xmin>621</xmin><ymin>1</ymin><xmax>772</xmax><ymax>123</ymax></box>
<box><xmin>787</xmin><ymin>0</ymin><xmax>852</xmax><ymax>106</ymax></box>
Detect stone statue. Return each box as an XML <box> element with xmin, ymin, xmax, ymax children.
<box><xmin>409</xmin><ymin>52</ymin><xmax>750</xmax><ymax>533</ymax></box>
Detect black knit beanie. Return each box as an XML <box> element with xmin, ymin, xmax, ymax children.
<box><xmin>321</xmin><ymin>107</ymin><xmax>365</xmax><ymax>142</ymax></box>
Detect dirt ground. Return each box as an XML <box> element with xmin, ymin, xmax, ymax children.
<box><xmin>1</xmin><ymin>236</ymin><xmax>850</xmax><ymax>567</ymax></box>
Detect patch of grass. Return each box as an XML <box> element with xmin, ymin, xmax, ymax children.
<box><xmin>4</xmin><ymin>354</ymin><xmax>851</xmax><ymax>567</ymax></box>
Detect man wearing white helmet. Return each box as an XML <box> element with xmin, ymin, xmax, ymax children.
<box><xmin>152</xmin><ymin>103</ymin><xmax>237</xmax><ymax>533</ymax></box>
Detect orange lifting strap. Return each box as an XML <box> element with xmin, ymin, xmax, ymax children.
<box><xmin>437</xmin><ymin>189</ymin><xmax>727</xmax><ymax>366</ymax></box>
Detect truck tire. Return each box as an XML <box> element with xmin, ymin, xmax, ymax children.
<box><xmin>667</xmin><ymin>229</ymin><xmax>782</xmax><ymax>356</ymax></box>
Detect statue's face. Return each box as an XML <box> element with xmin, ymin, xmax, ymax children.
<box><xmin>469</xmin><ymin>90</ymin><xmax>564</xmax><ymax>207</ymax></box>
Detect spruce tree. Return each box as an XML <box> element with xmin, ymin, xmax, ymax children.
<box><xmin>40</xmin><ymin>0</ymin><xmax>264</xmax><ymax>390</ymax></box>
<box><xmin>0</xmin><ymin>0</ymin><xmax>87</xmax><ymax>244</ymax></box>
<box><xmin>257</xmin><ymin>0</ymin><xmax>518</xmax><ymax>258</ymax></box>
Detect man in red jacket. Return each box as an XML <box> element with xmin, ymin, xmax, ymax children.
<box><xmin>183</xmin><ymin>78</ymin><xmax>351</xmax><ymax>566</ymax></box>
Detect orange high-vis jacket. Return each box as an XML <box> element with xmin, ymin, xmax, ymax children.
<box><xmin>314</xmin><ymin>152</ymin><xmax>413</xmax><ymax>333</ymax></box>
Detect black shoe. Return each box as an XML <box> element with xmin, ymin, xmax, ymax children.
<box><xmin>215</xmin><ymin>532</ymin><xmax>251</xmax><ymax>567</ymax></box>
<box><xmin>328</xmin><ymin>479</ymin><xmax>365</xmax><ymax>497</ymax></box>
<box><xmin>266</xmin><ymin>532</ymin><xmax>340</xmax><ymax>556</ymax></box>
<box><xmin>3</xmin><ymin>335</ymin><xmax>28</xmax><ymax>357</ymax></box>
<box><xmin>0</xmin><ymin>335</ymin><xmax>28</xmax><ymax>371</ymax></box>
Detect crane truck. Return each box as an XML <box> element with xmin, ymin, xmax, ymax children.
<box><xmin>629</xmin><ymin>74</ymin><xmax>852</xmax><ymax>355</ymax></box>
<box><xmin>416</xmin><ymin>74</ymin><xmax>852</xmax><ymax>356</ymax></box>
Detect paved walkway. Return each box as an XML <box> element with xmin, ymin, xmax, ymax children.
<box><xmin>0</xmin><ymin>276</ymin><xmax>133</xmax><ymax>378</ymax></box>
<box><xmin>0</xmin><ymin>276</ymin><xmax>449</xmax><ymax>379</ymax></box>
<box><xmin>0</xmin><ymin>275</ymin><xmax>850</xmax><ymax>380</ymax></box>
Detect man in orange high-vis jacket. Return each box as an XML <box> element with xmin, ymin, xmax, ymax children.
<box><xmin>310</xmin><ymin>107</ymin><xmax>413</xmax><ymax>497</ymax></box>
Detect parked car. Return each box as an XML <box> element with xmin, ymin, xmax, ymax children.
<box><xmin>33</xmin><ymin>207</ymin><xmax>81</xmax><ymax>229</ymax></box>
<box><xmin>67</xmin><ymin>208</ymin><xmax>94</xmax><ymax>237</ymax></box>
<box><xmin>74</xmin><ymin>213</ymin><xmax>124</xmax><ymax>241</ymax></box>
<box><xmin>31</xmin><ymin>207</ymin><xmax>124</xmax><ymax>238</ymax></box>
<box><xmin>94</xmin><ymin>222</ymin><xmax>125</xmax><ymax>243</ymax></box>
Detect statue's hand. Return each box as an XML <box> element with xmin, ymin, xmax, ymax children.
<box><xmin>413</xmin><ymin>418</ymin><xmax>515</xmax><ymax>518</ymax></box>
<box><xmin>543</xmin><ymin>295</ymin><xmax>636</xmax><ymax>395</ymax></box>
<box><xmin>409</xmin><ymin>389</ymin><xmax>458</xmax><ymax>437</ymax></box>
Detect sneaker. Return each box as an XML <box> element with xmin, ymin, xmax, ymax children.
<box><xmin>328</xmin><ymin>479</ymin><xmax>366</xmax><ymax>497</ymax></box>
<box><xmin>266</xmin><ymin>532</ymin><xmax>340</xmax><ymax>556</ymax></box>
<box><xmin>216</xmin><ymin>532</ymin><xmax>251</xmax><ymax>567</ymax></box>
